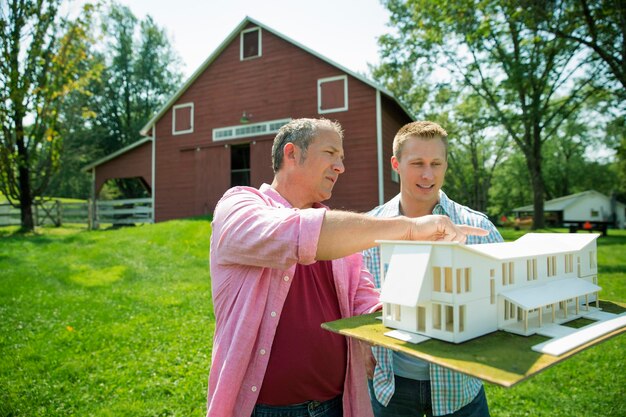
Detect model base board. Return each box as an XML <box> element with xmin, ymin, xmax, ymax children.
<box><xmin>321</xmin><ymin>300</ymin><xmax>626</xmax><ymax>387</ymax></box>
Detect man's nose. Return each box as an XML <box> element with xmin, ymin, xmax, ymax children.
<box><xmin>333</xmin><ymin>158</ymin><xmax>345</xmax><ymax>173</ymax></box>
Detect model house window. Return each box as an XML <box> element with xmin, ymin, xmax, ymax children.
<box><xmin>172</xmin><ymin>103</ymin><xmax>194</xmax><ymax>135</ymax></box>
<box><xmin>565</xmin><ymin>254</ymin><xmax>574</xmax><ymax>273</ymax></box>
<box><xmin>317</xmin><ymin>75</ymin><xmax>348</xmax><ymax>114</ymax></box>
<box><xmin>240</xmin><ymin>27</ymin><xmax>261</xmax><ymax>60</ymax></box>
<box><xmin>456</xmin><ymin>269</ymin><xmax>462</xmax><ymax>294</ymax></box>
<box><xmin>417</xmin><ymin>306</ymin><xmax>426</xmax><ymax>332</ymax></box>
<box><xmin>464</xmin><ymin>268</ymin><xmax>471</xmax><ymax>292</ymax></box>
<box><xmin>433</xmin><ymin>303</ymin><xmax>442</xmax><ymax>330</ymax></box>
<box><xmin>590</xmin><ymin>209</ymin><xmax>599</xmax><ymax>217</ymax></box>
<box><xmin>231</xmin><ymin>144</ymin><xmax>250</xmax><ymax>187</ymax></box>
<box><xmin>445</xmin><ymin>305</ymin><xmax>454</xmax><ymax>332</ymax></box>
<box><xmin>433</xmin><ymin>267</ymin><xmax>441</xmax><ymax>292</ymax></box>
<box><xmin>508</xmin><ymin>262</ymin><xmax>514</xmax><ymax>284</ymax></box>
<box><xmin>527</xmin><ymin>258</ymin><xmax>537</xmax><ymax>281</ymax></box>
<box><xmin>459</xmin><ymin>305</ymin><xmax>466</xmax><ymax>332</ymax></box>
<box><xmin>444</xmin><ymin>267</ymin><xmax>453</xmax><ymax>293</ymax></box>
<box><xmin>490</xmin><ymin>278</ymin><xmax>495</xmax><ymax>304</ymax></box>
<box><xmin>589</xmin><ymin>251</ymin><xmax>596</xmax><ymax>268</ymax></box>
<box><xmin>502</xmin><ymin>263</ymin><xmax>508</xmax><ymax>285</ymax></box>
<box><xmin>547</xmin><ymin>256</ymin><xmax>557</xmax><ymax>276</ymax></box>
<box><xmin>392</xmin><ymin>304</ymin><xmax>401</xmax><ymax>321</ymax></box>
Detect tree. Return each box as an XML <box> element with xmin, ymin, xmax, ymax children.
<box><xmin>535</xmin><ymin>0</ymin><xmax>626</xmax><ymax>96</ymax></box>
<box><xmin>438</xmin><ymin>93</ymin><xmax>509</xmax><ymax>214</ymax></box>
<box><xmin>378</xmin><ymin>0</ymin><xmax>604</xmax><ymax>228</ymax></box>
<box><xmin>47</xmin><ymin>2</ymin><xmax>183</xmax><ymax>199</ymax></box>
<box><xmin>0</xmin><ymin>0</ymin><xmax>97</xmax><ymax>231</ymax></box>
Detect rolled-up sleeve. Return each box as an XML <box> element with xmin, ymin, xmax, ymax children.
<box><xmin>212</xmin><ymin>187</ymin><xmax>326</xmax><ymax>270</ymax></box>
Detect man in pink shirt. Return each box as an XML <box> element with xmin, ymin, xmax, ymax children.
<box><xmin>207</xmin><ymin>118</ymin><xmax>487</xmax><ymax>417</ymax></box>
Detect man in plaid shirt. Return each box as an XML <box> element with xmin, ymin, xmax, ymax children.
<box><xmin>363</xmin><ymin>121</ymin><xmax>503</xmax><ymax>417</ymax></box>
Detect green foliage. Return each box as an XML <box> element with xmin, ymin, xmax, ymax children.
<box><xmin>47</xmin><ymin>1</ymin><xmax>183</xmax><ymax>200</ymax></box>
<box><xmin>376</xmin><ymin>0</ymin><xmax>623</xmax><ymax>228</ymax></box>
<box><xmin>0</xmin><ymin>219</ymin><xmax>213</xmax><ymax>416</ymax></box>
<box><xmin>0</xmin><ymin>0</ymin><xmax>99</xmax><ymax>230</ymax></box>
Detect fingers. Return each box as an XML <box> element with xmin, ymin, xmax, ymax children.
<box><xmin>440</xmin><ymin>222</ymin><xmax>486</xmax><ymax>243</ymax></box>
<box><xmin>458</xmin><ymin>225</ymin><xmax>490</xmax><ymax>236</ymax></box>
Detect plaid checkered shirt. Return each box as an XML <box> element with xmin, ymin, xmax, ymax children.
<box><xmin>363</xmin><ymin>190</ymin><xmax>504</xmax><ymax>416</ymax></box>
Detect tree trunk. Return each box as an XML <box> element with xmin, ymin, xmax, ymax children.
<box><xmin>16</xmin><ymin>118</ymin><xmax>35</xmax><ymax>231</ymax></box>
<box><xmin>527</xmin><ymin>130</ymin><xmax>545</xmax><ymax>229</ymax></box>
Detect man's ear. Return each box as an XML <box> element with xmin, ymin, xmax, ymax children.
<box><xmin>283</xmin><ymin>143</ymin><xmax>297</xmax><ymax>166</ymax></box>
<box><xmin>391</xmin><ymin>155</ymin><xmax>399</xmax><ymax>172</ymax></box>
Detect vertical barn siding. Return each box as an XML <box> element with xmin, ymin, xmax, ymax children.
<box><xmin>381</xmin><ymin>96</ymin><xmax>411</xmax><ymax>202</ymax></box>
<box><xmin>152</xmin><ymin>22</ymin><xmax>406</xmax><ymax>220</ymax></box>
<box><xmin>94</xmin><ymin>142</ymin><xmax>152</xmax><ymax>194</ymax></box>
<box><xmin>250</xmin><ymin>139</ymin><xmax>275</xmax><ymax>188</ymax></box>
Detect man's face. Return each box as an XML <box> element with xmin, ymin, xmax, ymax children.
<box><xmin>392</xmin><ymin>136</ymin><xmax>447</xmax><ymax>208</ymax></box>
<box><xmin>292</xmin><ymin>129</ymin><xmax>345</xmax><ymax>207</ymax></box>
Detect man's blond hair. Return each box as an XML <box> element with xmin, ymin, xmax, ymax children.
<box><xmin>393</xmin><ymin>121</ymin><xmax>448</xmax><ymax>161</ymax></box>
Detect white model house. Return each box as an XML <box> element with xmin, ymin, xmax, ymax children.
<box><xmin>378</xmin><ymin>233</ymin><xmax>606</xmax><ymax>345</ymax></box>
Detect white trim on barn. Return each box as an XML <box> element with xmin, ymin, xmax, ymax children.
<box><xmin>172</xmin><ymin>103</ymin><xmax>194</xmax><ymax>135</ymax></box>
<box><xmin>240</xmin><ymin>26</ymin><xmax>262</xmax><ymax>60</ymax></box>
<box><xmin>376</xmin><ymin>89</ymin><xmax>384</xmax><ymax>205</ymax></box>
<box><xmin>317</xmin><ymin>75</ymin><xmax>349</xmax><ymax>114</ymax></box>
<box><xmin>212</xmin><ymin>118</ymin><xmax>291</xmax><ymax>141</ymax></box>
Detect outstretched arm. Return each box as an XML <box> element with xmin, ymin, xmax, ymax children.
<box><xmin>316</xmin><ymin>211</ymin><xmax>488</xmax><ymax>260</ymax></box>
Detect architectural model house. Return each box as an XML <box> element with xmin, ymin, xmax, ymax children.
<box><xmin>378</xmin><ymin>233</ymin><xmax>626</xmax><ymax>355</ymax></box>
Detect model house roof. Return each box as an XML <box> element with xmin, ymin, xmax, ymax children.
<box><xmin>465</xmin><ymin>233</ymin><xmax>599</xmax><ymax>259</ymax></box>
<box><xmin>377</xmin><ymin>233</ymin><xmax>598</xmax><ymax>262</ymax></box>
<box><xmin>380</xmin><ymin>245</ymin><xmax>432</xmax><ymax>306</ymax></box>
<box><xmin>500</xmin><ymin>278</ymin><xmax>601</xmax><ymax>310</ymax></box>
<box><xmin>139</xmin><ymin>16</ymin><xmax>413</xmax><ymax>136</ymax></box>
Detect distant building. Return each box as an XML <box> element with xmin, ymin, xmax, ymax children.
<box><xmin>83</xmin><ymin>16</ymin><xmax>412</xmax><ymax>222</ymax></box>
<box><xmin>513</xmin><ymin>190</ymin><xmax>625</xmax><ymax>229</ymax></box>
<box><xmin>378</xmin><ymin>233</ymin><xmax>601</xmax><ymax>344</ymax></box>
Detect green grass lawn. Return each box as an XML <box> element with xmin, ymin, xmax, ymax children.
<box><xmin>0</xmin><ymin>224</ymin><xmax>624</xmax><ymax>416</ymax></box>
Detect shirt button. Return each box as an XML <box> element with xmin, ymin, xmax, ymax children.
<box><xmin>251</xmin><ymin>386</ymin><xmax>257</xmax><ymax>392</ymax></box>
<box><xmin>259</xmin><ymin>349</ymin><xmax>266</xmax><ymax>355</ymax></box>
<box><xmin>283</xmin><ymin>275</ymin><xmax>290</xmax><ymax>282</ymax></box>
<box><xmin>270</xmin><ymin>311</ymin><xmax>277</xmax><ymax>317</ymax></box>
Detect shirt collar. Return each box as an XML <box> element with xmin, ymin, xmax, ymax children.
<box><xmin>390</xmin><ymin>189</ymin><xmax>451</xmax><ymax>217</ymax></box>
<box><xmin>259</xmin><ymin>183</ymin><xmax>328</xmax><ymax>209</ymax></box>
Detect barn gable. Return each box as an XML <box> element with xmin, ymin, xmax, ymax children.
<box><xmin>87</xmin><ymin>16</ymin><xmax>413</xmax><ymax>223</ymax></box>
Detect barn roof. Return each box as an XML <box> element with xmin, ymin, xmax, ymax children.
<box><xmin>139</xmin><ymin>16</ymin><xmax>414</xmax><ymax>136</ymax></box>
<box><xmin>82</xmin><ymin>137</ymin><xmax>152</xmax><ymax>172</ymax></box>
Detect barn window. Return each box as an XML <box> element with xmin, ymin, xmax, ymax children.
<box><xmin>231</xmin><ymin>144</ymin><xmax>250</xmax><ymax>186</ymax></box>
<box><xmin>317</xmin><ymin>75</ymin><xmax>348</xmax><ymax>114</ymax></box>
<box><xmin>240</xmin><ymin>27</ymin><xmax>262</xmax><ymax>60</ymax></box>
<box><xmin>172</xmin><ymin>103</ymin><xmax>194</xmax><ymax>135</ymax></box>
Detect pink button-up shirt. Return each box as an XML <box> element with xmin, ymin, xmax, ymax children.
<box><xmin>207</xmin><ymin>184</ymin><xmax>381</xmax><ymax>417</ymax></box>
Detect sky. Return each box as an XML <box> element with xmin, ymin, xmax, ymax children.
<box><xmin>73</xmin><ymin>0</ymin><xmax>393</xmax><ymax>80</ymax></box>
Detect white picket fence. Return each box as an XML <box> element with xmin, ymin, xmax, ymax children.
<box><xmin>0</xmin><ymin>198</ymin><xmax>153</xmax><ymax>228</ymax></box>
<box><xmin>94</xmin><ymin>198</ymin><xmax>153</xmax><ymax>226</ymax></box>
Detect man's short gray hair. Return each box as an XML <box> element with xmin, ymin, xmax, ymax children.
<box><xmin>271</xmin><ymin>118</ymin><xmax>343</xmax><ymax>173</ymax></box>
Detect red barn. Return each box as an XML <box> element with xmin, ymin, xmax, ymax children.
<box><xmin>85</xmin><ymin>17</ymin><xmax>413</xmax><ymax>222</ymax></box>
